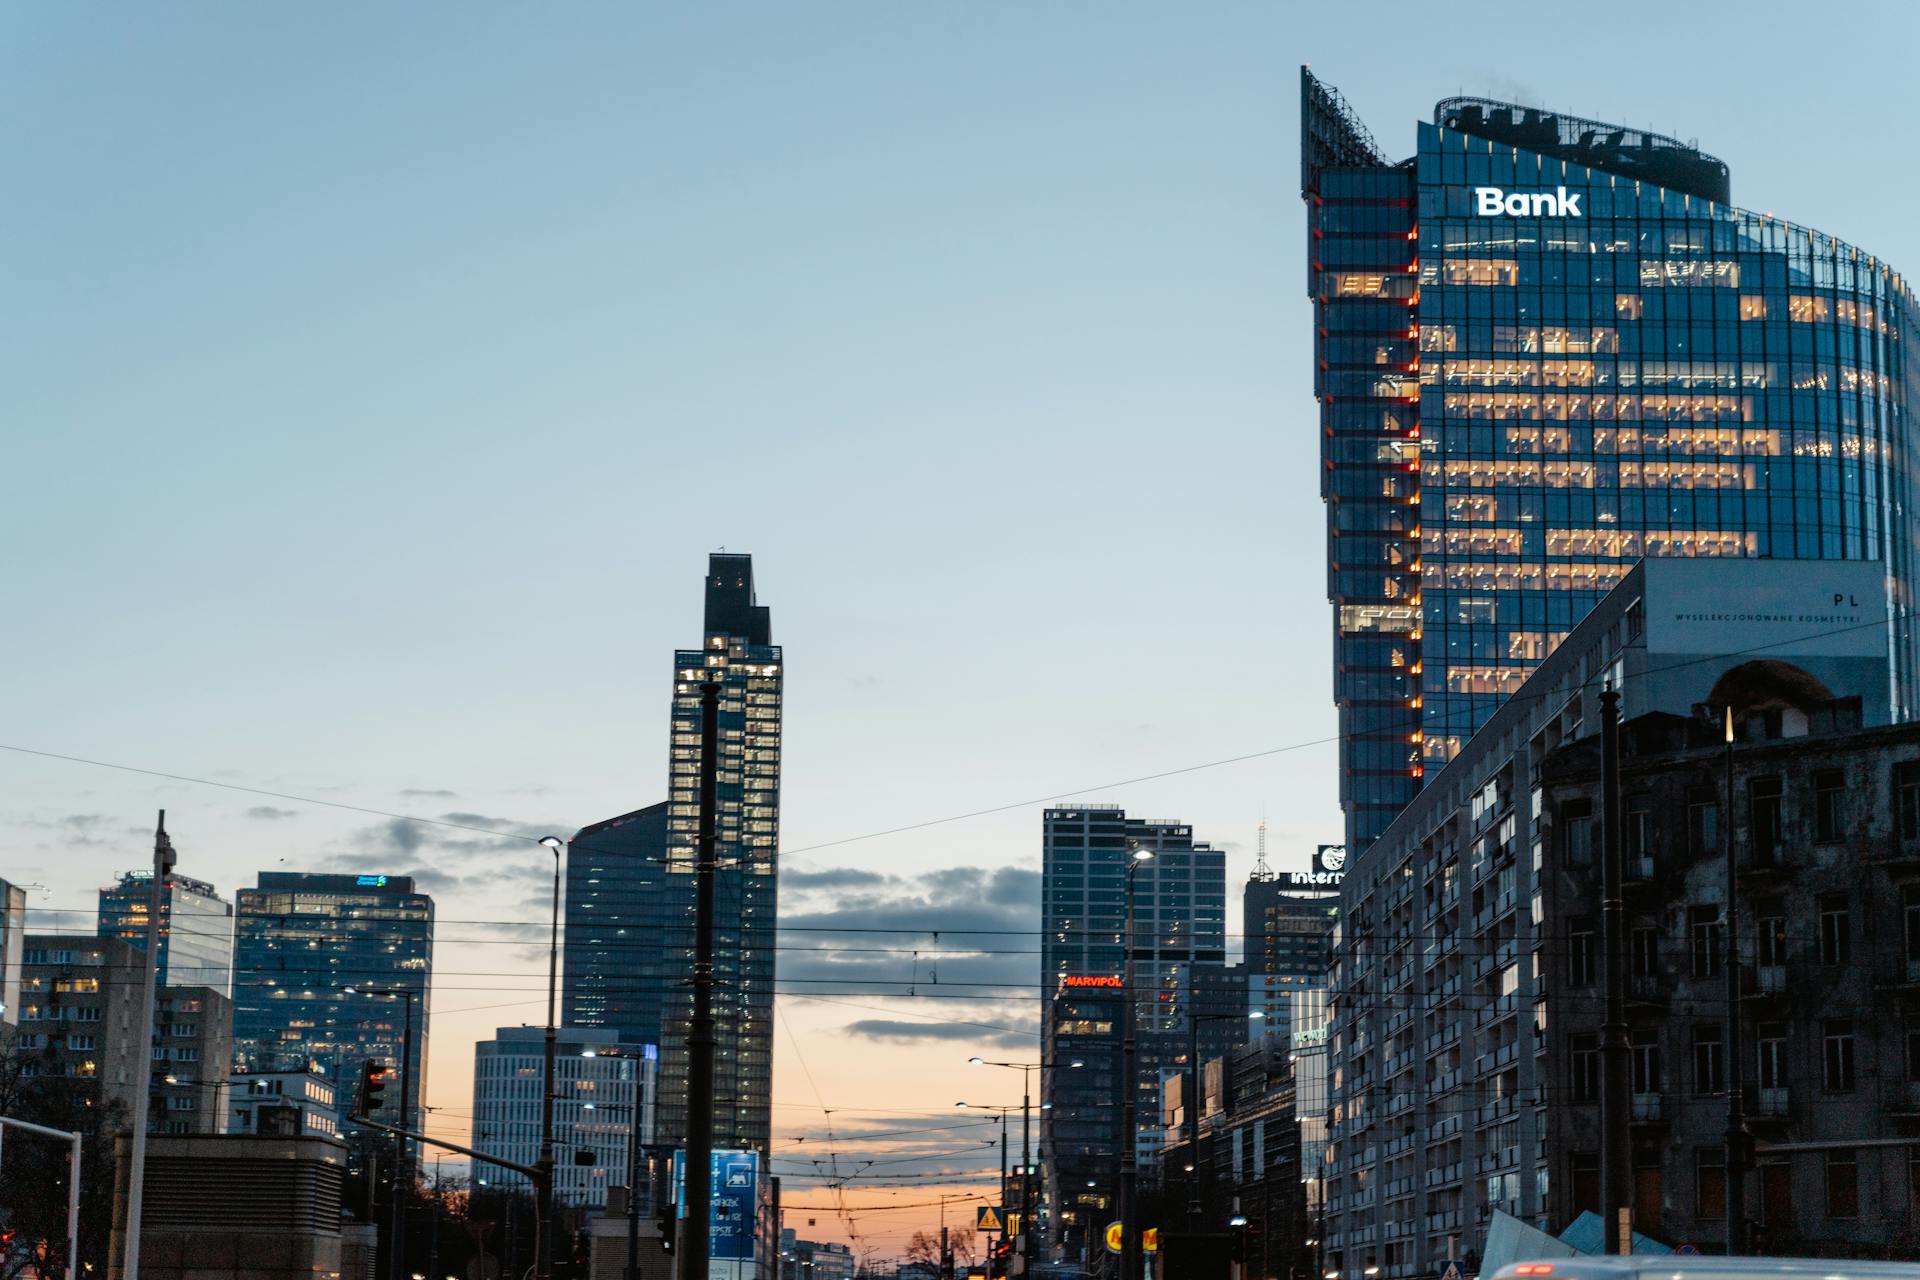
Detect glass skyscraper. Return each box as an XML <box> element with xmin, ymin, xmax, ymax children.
<box><xmin>1039</xmin><ymin>807</ymin><xmax>1231</xmax><ymax>1258</ymax></box>
<box><xmin>566</xmin><ymin>554</ymin><xmax>781</xmax><ymax>1154</ymax></box>
<box><xmin>98</xmin><ymin>870</ymin><xmax>235</xmax><ymax>996</ymax></box>
<box><xmin>563</xmin><ymin>801</ymin><xmax>672</xmax><ymax>1044</ymax></box>
<box><xmin>230</xmin><ymin>871</ymin><xmax>433</xmax><ymax>1127</ymax></box>
<box><xmin>1303</xmin><ymin>68</ymin><xmax>1919</xmax><ymax>852</ymax></box>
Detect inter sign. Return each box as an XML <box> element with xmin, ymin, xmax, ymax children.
<box><xmin>1473</xmin><ymin>185</ymin><xmax>1583</xmax><ymax>217</ymax></box>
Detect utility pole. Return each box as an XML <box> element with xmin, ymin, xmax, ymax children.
<box><xmin>1598</xmin><ymin>688</ymin><xmax>1632</xmax><ymax>1255</ymax></box>
<box><xmin>428</xmin><ymin>1155</ymin><xmax>443</xmax><ymax>1280</ymax></box>
<box><xmin>1019</xmin><ymin>1079</ymin><xmax>1031</xmax><ymax>1277</ymax></box>
<box><xmin>1119</xmin><ymin>847</ymin><xmax>1151</xmax><ymax>1280</ymax></box>
<box><xmin>685</xmin><ymin>678</ymin><xmax>723</xmax><ymax>1280</ymax></box>
<box><xmin>1723</xmin><ymin>706</ymin><xmax>1747</xmax><ymax>1255</ymax></box>
<box><xmin>627</xmin><ymin>1097</ymin><xmax>645</xmax><ymax>1280</ymax></box>
<box><xmin>392</xmin><ymin>991</ymin><xmax>416</xmax><ymax>1280</ymax></box>
<box><xmin>536</xmin><ymin>833</ymin><xmax>566</xmax><ymax>1280</ymax></box>
<box><xmin>122</xmin><ymin>810</ymin><xmax>175</xmax><ymax>1280</ymax></box>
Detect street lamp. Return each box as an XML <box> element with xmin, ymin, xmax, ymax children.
<box><xmin>1118</xmin><ymin>844</ymin><xmax>1153</xmax><ymax>1280</ymax></box>
<box><xmin>535</xmin><ymin>834</ymin><xmax>566</xmax><ymax>1280</ymax></box>
<box><xmin>1184</xmin><ymin>1009</ymin><xmax>1263</xmax><ymax>1233</ymax></box>
<box><xmin>967</xmin><ymin>1057</ymin><xmax>1080</xmax><ymax>1275</ymax></box>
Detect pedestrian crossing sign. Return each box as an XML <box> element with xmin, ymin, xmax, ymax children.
<box><xmin>976</xmin><ymin>1206</ymin><xmax>1005</xmax><ymax>1233</ymax></box>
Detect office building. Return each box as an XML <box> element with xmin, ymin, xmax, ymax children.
<box><xmin>230</xmin><ymin>872</ymin><xmax>433</xmax><ymax>1128</ymax></box>
<box><xmin>1320</xmin><ymin>557</ymin><xmax>1895</xmax><ymax>1275</ymax></box>
<box><xmin>1159</xmin><ymin>1039</ymin><xmax>1310</xmax><ymax>1279</ymax></box>
<box><xmin>779</xmin><ymin>1231</ymin><xmax>854</xmax><ymax>1280</ymax></box>
<box><xmin>1302</xmin><ymin>68</ymin><xmax>1920</xmax><ymax>853</ymax></box>
<box><xmin>1244</xmin><ymin>851</ymin><xmax>1341</xmax><ymax>1035</ymax></box>
<box><xmin>1039</xmin><ymin>806</ymin><xmax>1232</xmax><ymax>1258</ymax></box>
<box><xmin>653</xmin><ymin>552</ymin><xmax>783</xmax><ymax>1152</ymax></box>
<box><xmin>229</xmin><ymin>1069</ymin><xmax>341</xmax><ymax>1139</ymax></box>
<box><xmin>17</xmin><ymin>934</ymin><xmax>230</xmax><ymax>1133</ymax></box>
<box><xmin>98</xmin><ymin>870</ymin><xmax>236</xmax><ymax>995</ymax></box>
<box><xmin>565</xmin><ymin>800</ymin><xmax>673</xmax><ymax>1046</ymax></box>
<box><xmin>471</xmin><ymin>1026</ymin><xmax>657</xmax><ymax>1209</ymax></box>
<box><xmin>0</xmin><ymin>877</ymin><xmax>24</xmax><ymax>1027</ymax></box>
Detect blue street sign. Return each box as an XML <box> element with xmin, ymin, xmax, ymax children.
<box><xmin>672</xmin><ymin>1149</ymin><xmax>760</xmax><ymax>1261</ymax></box>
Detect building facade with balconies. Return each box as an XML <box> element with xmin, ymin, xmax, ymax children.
<box><xmin>1539</xmin><ymin>687</ymin><xmax>1920</xmax><ymax>1256</ymax></box>
<box><xmin>1321</xmin><ymin>556</ymin><xmax>1899</xmax><ymax>1276</ymax></box>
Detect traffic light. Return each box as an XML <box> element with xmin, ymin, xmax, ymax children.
<box><xmin>657</xmin><ymin>1212</ymin><xmax>676</xmax><ymax>1253</ymax></box>
<box><xmin>989</xmin><ymin>1238</ymin><xmax>1012</xmax><ymax>1277</ymax></box>
<box><xmin>357</xmin><ymin>1058</ymin><xmax>389</xmax><ymax>1117</ymax></box>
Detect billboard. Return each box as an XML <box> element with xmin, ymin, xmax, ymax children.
<box><xmin>672</xmin><ymin>1148</ymin><xmax>759</xmax><ymax>1262</ymax></box>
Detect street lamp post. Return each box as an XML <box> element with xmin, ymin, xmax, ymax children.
<box><xmin>536</xmin><ymin>835</ymin><xmax>566</xmax><ymax>1280</ymax></box>
<box><xmin>1185</xmin><ymin>1010</ymin><xmax>1264</xmax><ymax>1235</ymax></box>
<box><xmin>956</xmin><ymin>1104</ymin><xmax>1016</xmax><ymax>1269</ymax></box>
<box><xmin>966</xmin><ymin>1057</ymin><xmax>1079</xmax><ymax>1274</ymax></box>
<box><xmin>1120</xmin><ymin>845</ymin><xmax>1153</xmax><ymax>1280</ymax></box>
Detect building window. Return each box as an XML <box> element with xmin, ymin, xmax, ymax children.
<box><xmin>1563</xmin><ymin>802</ymin><xmax>1593</xmax><ymax>866</ymax></box>
<box><xmin>1757</xmin><ymin>911</ymin><xmax>1788</xmax><ymax>968</ymax></box>
<box><xmin>1625</xmin><ymin>799</ymin><xmax>1653</xmax><ymax>862</ymax></box>
<box><xmin>1823</xmin><ymin>1021</ymin><xmax>1856</xmax><ymax>1093</ymax></box>
<box><xmin>1900</xmin><ymin>762</ymin><xmax>1920</xmax><ymax>840</ymax></box>
<box><xmin>1813</xmin><ymin>770</ymin><xmax>1847</xmax><ymax>842</ymax></box>
<box><xmin>1631</xmin><ymin>1029</ymin><xmax>1661</xmax><ymax>1095</ymax></box>
<box><xmin>1569</xmin><ymin>922</ymin><xmax>1596</xmax><ymax>988</ymax></box>
<box><xmin>1750</xmin><ymin>777</ymin><xmax>1784</xmax><ymax>866</ymax></box>
<box><xmin>1693</xmin><ymin>1025</ymin><xmax>1725</xmax><ymax>1095</ymax></box>
<box><xmin>1820</xmin><ymin>895</ymin><xmax>1851</xmax><ymax>964</ymax></box>
<box><xmin>1687</xmin><ymin>791</ymin><xmax>1720</xmax><ymax>858</ymax></box>
<box><xmin>1905</xmin><ymin>887</ymin><xmax>1920</xmax><ymax>970</ymax></box>
<box><xmin>1696</xmin><ymin>1148</ymin><xmax>1727</xmax><ymax>1219</ymax></box>
<box><xmin>1826</xmin><ymin>1152</ymin><xmax>1860</xmax><ymax>1219</ymax></box>
<box><xmin>1571</xmin><ymin>1034</ymin><xmax>1599</xmax><ymax>1103</ymax></box>
<box><xmin>1689</xmin><ymin>905</ymin><xmax>1724</xmax><ymax>979</ymax></box>
<box><xmin>1757</xmin><ymin>1024</ymin><xmax>1788</xmax><ymax>1091</ymax></box>
<box><xmin>1630</xmin><ymin>928</ymin><xmax>1659</xmax><ymax>980</ymax></box>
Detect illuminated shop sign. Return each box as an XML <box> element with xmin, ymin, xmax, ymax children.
<box><xmin>354</xmin><ymin>875</ymin><xmax>389</xmax><ymax>887</ymax></box>
<box><xmin>1473</xmin><ymin>185</ymin><xmax>1584</xmax><ymax>217</ymax></box>
<box><xmin>1061</xmin><ymin>975</ymin><xmax>1123</xmax><ymax>989</ymax></box>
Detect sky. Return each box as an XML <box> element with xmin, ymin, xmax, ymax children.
<box><xmin>5</xmin><ymin>0</ymin><xmax>1920</xmax><ymax>1257</ymax></box>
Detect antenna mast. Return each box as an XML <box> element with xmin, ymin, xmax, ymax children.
<box><xmin>1252</xmin><ymin>815</ymin><xmax>1274</xmax><ymax>881</ymax></box>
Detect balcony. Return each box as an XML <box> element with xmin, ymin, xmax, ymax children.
<box><xmin>1429</xmin><ymin>1113</ymin><xmax>1464</xmax><ymax>1141</ymax></box>
<box><xmin>1630</xmin><ymin>1093</ymin><xmax>1664</xmax><ymax>1123</ymax></box>
<box><xmin>1626</xmin><ymin>974</ymin><xmax>1669</xmax><ymax>1006</ymax></box>
<box><xmin>1425</xmin><ymin>1209</ymin><xmax>1464</xmax><ymax>1234</ymax></box>
<box><xmin>1424</xmin><ymin>1162</ymin><xmax>1463</xmax><ymax>1190</ymax></box>
<box><xmin>1383</xmin><ymin>1176</ymin><xmax>1415</xmax><ymax>1200</ymax></box>
<box><xmin>1429</xmin><ymin>1068</ymin><xmax>1462</xmax><ymax>1095</ymax></box>
<box><xmin>1385</xmin><ymin>1131</ymin><xmax>1417</xmax><ymax>1158</ymax></box>
<box><xmin>1425</xmin><ymin>1023</ymin><xmax>1461</xmax><ymax>1056</ymax></box>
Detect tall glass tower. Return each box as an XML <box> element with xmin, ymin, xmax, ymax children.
<box><xmin>1303</xmin><ymin>68</ymin><xmax>1919</xmax><ymax>852</ymax></box>
<box><xmin>230</xmin><ymin>872</ymin><xmax>434</xmax><ymax>1127</ymax></box>
<box><xmin>1038</xmin><ymin>807</ymin><xmax>1231</xmax><ymax>1258</ymax></box>
<box><xmin>563</xmin><ymin>801</ymin><xmax>672</xmax><ymax>1045</ymax></box>
<box><xmin>655</xmin><ymin>552</ymin><xmax>782</xmax><ymax>1153</ymax></box>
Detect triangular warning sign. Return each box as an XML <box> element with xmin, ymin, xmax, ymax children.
<box><xmin>976</xmin><ymin>1207</ymin><xmax>1004</xmax><ymax>1233</ymax></box>
<box><xmin>1440</xmin><ymin>1264</ymin><xmax>1462</xmax><ymax>1280</ymax></box>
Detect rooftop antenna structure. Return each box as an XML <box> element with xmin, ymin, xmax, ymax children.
<box><xmin>1251</xmin><ymin>815</ymin><xmax>1275</xmax><ymax>882</ymax></box>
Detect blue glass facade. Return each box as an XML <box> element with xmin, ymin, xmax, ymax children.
<box><xmin>230</xmin><ymin>872</ymin><xmax>433</xmax><ymax>1127</ymax></box>
<box><xmin>563</xmin><ymin>802</ymin><xmax>674</xmax><ymax>1046</ymax></box>
<box><xmin>1305</xmin><ymin>69</ymin><xmax>1920</xmax><ymax>853</ymax></box>
<box><xmin>98</xmin><ymin>870</ymin><xmax>235</xmax><ymax>996</ymax></box>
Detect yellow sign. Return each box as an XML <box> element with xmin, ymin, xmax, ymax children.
<box><xmin>1142</xmin><ymin>1229</ymin><xmax>1159</xmax><ymax>1254</ymax></box>
<box><xmin>1104</xmin><ymin>1222</ymin><xmax>1124</xmax><ymax>1255</ymax></box>
<box><xmin>976</xmin><ymin>1207</ymin><xmax>1004</xmax><ymax>1233</ymax></box>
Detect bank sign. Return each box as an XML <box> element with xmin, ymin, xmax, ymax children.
<box><xmin>673</xmin><ymin>1148</ymin><xmax>759</xmax><ymax>1261</ymax></box>
<box><xmin>1473</xmin><ymin>185</ymin><xmax>1583</xmax><ymax>217</ymax></box>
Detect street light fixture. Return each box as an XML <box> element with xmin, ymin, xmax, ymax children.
<box><xmin>968</xmin><ymin>1055</ymin><xmax>1085</xmax><ymax>1272</ymax></box>
<box><xmin>1118</xmin><ymin>845</ymin><xmax>1153</xmax><ymax>1280</ymax></box>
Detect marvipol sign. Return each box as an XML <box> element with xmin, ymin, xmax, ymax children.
<box><xmin>1061</xmin><ymin>975</ymin><xmax>1123</xmax><ymax>989</ymax></box>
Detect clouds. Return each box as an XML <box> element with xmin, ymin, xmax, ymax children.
<box><xmin>778</xmin><ymin>862</ymin><xmax>1042</xmax><ymax>1043</ymax></box>
<box><xmin>245</xmin><ymin>806</ymin><xmax>299</xmax><ymax>820</ymax></box>
<box><xmin>844</xmin><ymin>1018</ymin><xmax>1035</xmax><ymax>1049</ymax></box>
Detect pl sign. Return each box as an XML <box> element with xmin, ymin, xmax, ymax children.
<box><xmin>1473</xmin><ymin>185</ymin><xmax>1584</xmax><ymax>217</ymax></box>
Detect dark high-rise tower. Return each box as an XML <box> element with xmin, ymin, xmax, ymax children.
<box><xmin>1303</xmin><ymin>68</ymin><xmax>1920</xmax><ymax>853</ymax></box>
<box><xmin>566</xmin><ymin>554</ymin><xmax>781</xmax><ymax>1154</ymax></box>
<box><xmin>1038</xmin><ymin>807</ymin><xmax>1232</xmax><ymax>1258</ymax></box>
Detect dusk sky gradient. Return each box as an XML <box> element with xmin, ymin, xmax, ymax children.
<box><xmin>5</xmin><ymin>0</ymin><xmax>1918</xmax><ymax>1252</ymax></box>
